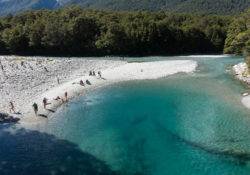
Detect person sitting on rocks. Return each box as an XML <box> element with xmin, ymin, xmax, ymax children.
<box><xmin>89</xmin><ymin>71</ymin><xmax>93</xmax><ymax>76</ymax></box>
<box><xmin>21</xmin><ymin>61</ymin><xmax>25</xmax><ymax>67</ymax></box>
<box><xmin>54</xmin><ymin>96</ymin><xmax>61</xmax><ymax>101</ymax></box>
<box><xmin>80</xmin><ymin>80</ymin><xmax>85</xmax><ymax>86</ymax></box>
<box><xmin>98</xmin><ymin>71</ymin><xmax>102</xmax><ymax>78</ymax></box>
<box><xmin>93</xmin><ymin>71</ymin><xmax>96</xmax><ymax>76</ymax></box>
<box><xmin>86</xmin><ymin>79</ymin><xmax>91</xmax><ymax>85</ymax></box>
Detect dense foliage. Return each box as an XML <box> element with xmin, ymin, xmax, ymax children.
<box><xmin>224</xmin><ymin>9</ymin><xmax>250</xmax><ymax>55</ymax></box>
<box><xmin>169</xmin><ymin>0</ymin><xmax>250</xmax><ymax>15</ymax></box>
<box><xmin>0</xmin><ymin>0</ymin><xmax>249</xmax><ymax>16</ymax></box>
<box><xmin>0</xmin><ymin>7</ymin><xmax>231</xmax><ymax>56</ymax></box>
<box><xmin>87</xmin><ymin>0</ymin><xmax>250</xmax><ymax>15</ymax></box>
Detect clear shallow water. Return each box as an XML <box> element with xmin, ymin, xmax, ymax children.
<box><xmin>2</xmin><ymin>55</ymin><xmax>250</xmax><ymax>175</ymax></box>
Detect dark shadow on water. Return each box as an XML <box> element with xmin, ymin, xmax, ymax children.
<box><xmin>0</xmin><ymin>125</ymin><xmax>117</xmax><ymax>175</ymax></box>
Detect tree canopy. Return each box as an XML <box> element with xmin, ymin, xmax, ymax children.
<box><xmin>0</xmin><ymin>7</ymin><xmax>232</xmax><ymax>56</ymax></box>
<box><xmin>0</xmin><ymin>0</ymin><xmax>249</xmax><ymax>16</ymax></box>
<box><xmin>224</xmin><ymin>9</ymin><xmax>250</xmax><ymax>56</ymax></box>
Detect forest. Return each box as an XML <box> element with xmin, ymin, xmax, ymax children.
<box><xmin>87</xmin><ymin>0</ymin><xmax>250</xmax><ymax>15</ymax></box>
<box><xmin>224</xmin><ymin>9</ymin><xmax>250</xmax><ymax>56</ymax></box>
<box><xmin>0</xmin><ymin>6</ymin><xmax>248</xmax><ymax>56</ymax></box>
<box><xmin>1</xmin><ymin>0</ymin><xmax>249</xmax><ymax>16</ymax></box>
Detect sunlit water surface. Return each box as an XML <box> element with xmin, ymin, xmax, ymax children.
<box><xmin>2</xmin><ymin>55</ymin><xmax>250</xmax><ymax>175</ymax></box>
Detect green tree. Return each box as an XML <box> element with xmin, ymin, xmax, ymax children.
<box><xmin>96</xmin><ymin>24</ymin><xmax>127</xmax><ymax>54</ymax></box>
<box><xmin>70</xmin><ymin>15</ymin><xmax>99</xmax><ymax>54</ymax></box>
<box><xmin>224</xmin><ymin>9</ymin><xmax>250</xmax><ymax>54</ymax></box>
<box><xmin>2</xmin><ymin>24</ymin><xmax>29</xmax><ymax>53</ymax></box>
<box><xmin>28</xmin><ymin>19</ymin><xmax>45</xmax><ymax>52</ymax></box>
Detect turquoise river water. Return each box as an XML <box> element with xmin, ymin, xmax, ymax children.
<box><xmin>2</xmin><ymin>55</ymin><xmax>250</xmax><ymax>175</ymax></box>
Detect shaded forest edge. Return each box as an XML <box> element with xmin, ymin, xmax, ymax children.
<box><xmin>0</xmin><ymin>6</ymin><xmax>249</xmax><ymax>57</ymax></box>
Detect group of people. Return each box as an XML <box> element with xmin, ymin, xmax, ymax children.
<box><xmin>74</xmin><ymin>79</ymin><xmax>91</xmax><ymax>86</ymax></box>
<box><xmin>79</xmin><ymin>79</ymin><xmax>91</xmax><ymax>86</ymax></box>
<box><xmin>32</xmin><ymin>91</ymin><xmax>68</xmax><ymax>116</ymax></box>
<box><xmin>8</xmin><ymin>91</ymin><xmax>68</xmax><ymax>117</ymax></box>
<box><xmin>8</xmin><ymin>70</ymin><xmax>104</xmax><ymax>118</ymax></box>
<box><xmin>89</xmin><ymin>70</ymin><xmax>102</xmax><ymax>78</ymax></box>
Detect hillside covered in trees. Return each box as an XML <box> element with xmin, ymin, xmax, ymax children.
<box><xmin>0</xmin><ymin>0</ymin><xmax>249</xmax><ymax>16</ymax></box>
<box><xmin>226</xmin><ymin>9</ymin><xmax>250</xmax><ymax>69</ymax></box>
<box><xmin>0</xmin><ymin>7</ymin><xmax>232</xmax><ymax>56</ymax></box>
<box><xmin>80</xmin><ymin>0</ymin><xmax>250</xmax><ymax>15</ymax></box>
<box><xmin>224</xmin><ymin>9</ymin><xmax>250</xmax><ymax>55</ymax></box>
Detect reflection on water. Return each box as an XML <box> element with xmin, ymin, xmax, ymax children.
<box><xmin>2</xmin><ymin>55</ymin><xmax>250</xmax><ymax>175</ymax></box>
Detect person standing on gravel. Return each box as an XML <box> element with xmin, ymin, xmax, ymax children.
<box><xmin>64</xmin><ymin>92</ymin><xmax>68</xmax><ymax>102</ymax></box>
<box><xmin>32</xmin><ymin>103</ymin><xmax>38</xmax><ymax>116</ymax></box>
<box><xmin>0</xmin><ymin>61</ymin><xmax>6</xmax><ymax>77</ymax></box>
<box><xmin>57</xmin><ymin>77</ymin><xmax>60</xmax><ymax>85</ymax></box>
<box><xmin>43</xmin><ymin>98</ymin><xmax>48</xmax><ymax>109</ymax></box>
<box><xmin>9</xmin><ymin>101</ymin><xmax>15</xmax><ymax>113</ymax></box>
